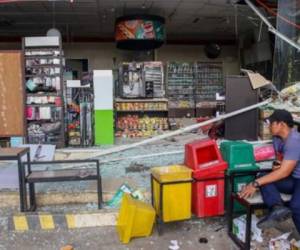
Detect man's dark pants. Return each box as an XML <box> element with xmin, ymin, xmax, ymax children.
<box><xmin>260</xmin><ymin>175</ymin><xmax>300</xmax><ymax>233</ymax></box>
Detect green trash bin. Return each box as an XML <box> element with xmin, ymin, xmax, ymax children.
<box><xmin>220</xmin><ymin>141</ymin><xmax>259</xmax><ymax>173</ymax></box>
<box><xmin>220</xmin><ymin>141</ymin><xmax>244</xmax><ymax>162</ymax></box>
<box><xmin>221</xmin><ymin>141</ymin><xmax>259</xmax><ymax>212</ymax></box>
<box><xmin>225</xmin><ymin>171</ymin><xmax>255</xmax><ymax>212</ymax></box>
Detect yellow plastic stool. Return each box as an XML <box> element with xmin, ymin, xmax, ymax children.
<box><xmin>151</xmin><ymin>165</ymin><xmax>192</xmax><ymax>222</ymax></box>
<box><xmin>116</xmin><ymin>193</ymin><xmax>156</xmax><ymax>244</ymax></box>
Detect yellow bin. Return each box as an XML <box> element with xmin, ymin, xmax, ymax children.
<box><xmin>151</xmin><ymin>165</ymin><xmax>192</xmax><ymax>222</ymax></box>
<box><xmin>116</xmin><ymin>194</ymin><xmax>155</xmax><ymax>244</ymax></box>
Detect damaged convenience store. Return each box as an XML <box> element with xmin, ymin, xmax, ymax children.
<box><xmin>0</xmin><ymin>0</ymin><xmax>300</xmax><ymax>250</ymax></box>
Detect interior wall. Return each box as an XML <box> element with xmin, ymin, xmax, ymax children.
<box><xmin>64</xmin><ymin>43</ymin><xmax>121</xmax><ymax>70</ymax></box>
<box><xmin>64</xmin><ymin>43</ymin><xmax>240</xmax><ymax>75</ymax></box>
<box><xmin>156</xmin><ymin>44</ymin><xmax>240</xmax><ymax>75</ymax></box>
<box><xmin>0</xmin><ymin>42</ymin><xmax>240</xmax><ymax>74</ymax></box>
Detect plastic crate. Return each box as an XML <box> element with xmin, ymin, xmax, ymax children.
<box><xmin>151</xmin><ymin>165</ymin><xmax>192</xmax><ymax>222</ymax></box>
<box><xmin>116</xmin><ymin>194</ymin><xmax>155</xmax><ymax>244</ymax></box>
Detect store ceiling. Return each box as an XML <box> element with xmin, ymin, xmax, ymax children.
<box><xmin>0</xmin><ymin>0</ymin><xmax>269</xmax><ymax>43</ymax></box>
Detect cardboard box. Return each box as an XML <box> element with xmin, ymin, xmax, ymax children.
<box><xmin>260</xmin><ymin>109</ymin><xmax>274</xmax><ymax>119</ymax></box>
<box><xmin>233</xmin><ymin>215</ymin><xmax>263</xmax><ymax>243</ymax></box>
<box><xmin>242</xmin><ymin>70</ymin><xmax>271</xmax><ymax>89</ymax></box>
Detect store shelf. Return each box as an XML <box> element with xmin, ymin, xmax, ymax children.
<box><xmin>194</xmin><ymin>62</ymin><xmax>224</xmax><ymax>102</ymax></box>
<box><xmin>25</xmin><ymin>74</ymin><xmax>61</xmax><ymax>78</ymax></box>
<box><xmin>116</xmin><ymin>110</ymin><xmax>168</xmax><ymax>112</ymax></box>
<box><xmin>167</xmin><ymin>62</ymin><xmax>195</xmax><ymax>113</ymax></box>
<box><xmin>65</xmin><ymin>86</ymin><xmax>93</xmax><ymax>147</ymax></box>
<box><xmin>26</xmin><ymin>82</ymin><xmax>46</xmax><ymax>86</ymax></box>
<box><xmin>23</xmin><ymin>37</ymin><xmax>65</xmax><ymax>147</ymax></box>
<box><xmin>115</xmin><ymin>98</ymin><xmax>168</xmax><ymax>103</ymax></box>
<box><xmin>26</xmin><ymin>104</ymin><xmax>57</xmax><ymax>107</ymax></box>
<box><xmin>167</xmin><ymin>76</ymin><xmax>194</xmax><ymax>79</ymax></box>
<box><xmin>116</xmin><ymin>62</ymin><xmax>167</xmax><ymax>138</ymax></box>
<box><xmin>143</xmin><ymin>61</ymin><xmax>165</xmax><ymax>98</ymax></box>
<box><xmin>26</xmin><ymin>64</ymin><xmax>61</xmax><ymax>68</ymax></box>
<box><xmin>168</xmin><ymin>84</ymin><xmax>194</xmax><ymax>86</ymax></box>
<box><xmin>27</xmin><ymin>93</ymin><xmax>60</xmax><ymax>96</ymax></box>
<box><xmin>118</xmin><ymin>61</ymin><xmax>165</xmax><ymax>98</ymax></box>
<box><xmin>115</xmin><ymin>115</ymin><xmax>169</xmax><ymax>138</ymax></box>
<box><xmin>27</xmin><ymin>119</ymin><xmax>53</xmax><ymax>122</ymax></box>
<box><xmin>24</xmin><ymin>47</ymin><xmax>61</xmax><ymax>51</ymax></box>
<box><xmin>25</xmin><ymin>55</ymin><xmax>60</xmax><ymax>59</ymax></box>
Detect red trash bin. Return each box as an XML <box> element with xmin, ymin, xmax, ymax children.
<box><xmin>185</xmin><ymin>139</ymin><xmax>227</xmax><ymax>178</ymax></box>
<box><xmin>192</xmin><ymin>171</ymin><xmax>225</xmax><ymax>218</ymax></box>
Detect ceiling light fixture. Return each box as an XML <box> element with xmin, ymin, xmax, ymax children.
<box><xmin>46</xmin><ymin>1</ymin><xmax>61</xmax><ymax>38</ymax></box>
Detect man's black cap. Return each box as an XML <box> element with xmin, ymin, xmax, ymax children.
<box><xmin>266</xmin><ymin>109</ymin><xmax>294</xmax><ymax>127</ymax></box>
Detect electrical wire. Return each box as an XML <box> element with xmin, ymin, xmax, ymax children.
<box><xmin>257</xmin><ymin>0</ymin><xmax>277</xmax><ymax>8</ymax></box>
<box><xmin>256</xmin><ymin>0</ymin><xmax>300</xmax><ymax>30</ymax></box>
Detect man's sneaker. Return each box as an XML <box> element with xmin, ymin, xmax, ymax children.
<box><xmin>257</xmin><ymin>205</ymin><xmax>292</xmax><ymax>229</ymax></box>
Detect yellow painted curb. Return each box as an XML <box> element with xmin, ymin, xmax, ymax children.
<box><xmin>13</xmin><ymin>216</ymin><xmax>29</xmax><ymax>231</ymax></box>
<box><xmin>11</xmin><ymin>212</ymin><xmax>117</xmax><ymax>231</ymax></box>
<box><xmin>65</xmin><ymin>214</ymin><xmax>76</xmax><ymax>229</ymax></box>
<box><xmin>39</xmin><ymin>215</ymin><xmax>55</xmax><ymax>230</ymax></box>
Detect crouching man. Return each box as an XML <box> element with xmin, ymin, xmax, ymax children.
<box><xmin>239</xmin><ymin>109</ymin><xmax>300</xmax><ymax>232</ymax></box>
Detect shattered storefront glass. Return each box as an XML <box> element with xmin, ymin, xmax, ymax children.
<box><xmin>273</xmin><ymin>0</ymin><xmax>300</xmax><ymax>90</ymax></box>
